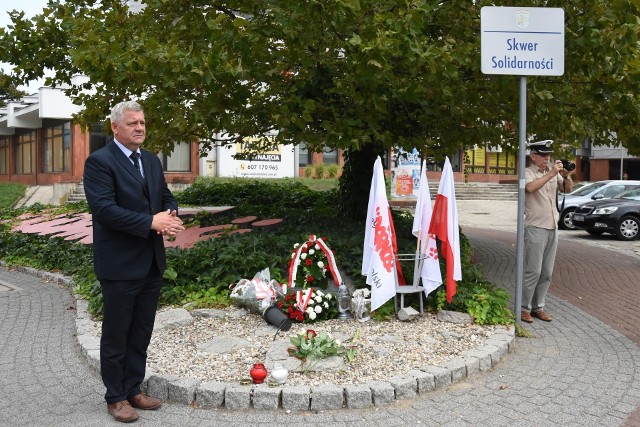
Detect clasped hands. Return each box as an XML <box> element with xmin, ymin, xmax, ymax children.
<box><xmin>152</xmin><ymin>210</ymin><xmax>185</xmax><ymax>236</ymax></box>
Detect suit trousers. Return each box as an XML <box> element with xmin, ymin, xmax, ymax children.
<box><xmin>100</xmin><ymin>263</ymin><xmax>162</xmax><ymax>404</ymax></box>
<box><xmin>522</xmin><ymin>225</ymin><xmax>558</xmax><ymax>312</ymax></box>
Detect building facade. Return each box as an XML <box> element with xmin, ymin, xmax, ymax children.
<box><xmin>0</xmin><ymin>87</ymin><xmax>199</xmax><ymax>199</ymax></box>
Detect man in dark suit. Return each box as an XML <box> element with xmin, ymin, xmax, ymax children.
<box><xmin>83</xmin><ymin>100</ymin><xmax>185</xmax><ymax>423</ymax></box>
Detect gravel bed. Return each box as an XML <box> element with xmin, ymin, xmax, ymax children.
<box><xmin>146</xmin><ymin>307</ymin><xmax>494</xmax><ymax>386</ymax></box>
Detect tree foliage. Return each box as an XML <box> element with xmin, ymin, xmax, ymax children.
<box><xmin>1</xmin><ymin>0</ymin><xmax>639</xmax><ymax>156</ymax></box>
<box><xmin>0</xmin><ymin>72</ymin><xmax>27</xmax><ymax>107</ymax></box>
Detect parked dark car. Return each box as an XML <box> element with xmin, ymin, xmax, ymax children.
<box><xmin>572</xmin><ymin>187</ymin><xmax>640</xmax><ymax>241</ymax></box>
<box><xmin>558</xmin><ymin>180</ymin><xmax>640</xmax><ymax>230</ymax></box>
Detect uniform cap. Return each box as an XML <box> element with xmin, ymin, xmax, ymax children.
<box><xmin>528</xmin><ymin>140</ymin><xmax>554</xmax><ymax>154</ymax></box>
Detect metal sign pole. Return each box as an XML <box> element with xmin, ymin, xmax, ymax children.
<box><xmin>480</xmin><ymin>6</ymin><xmax>564</xmax><ymax>325</ymax></box>
<box><xmin>514</xmin><ymin>76</ymin><xmax>527</xmax><ymax>325</ymax></box>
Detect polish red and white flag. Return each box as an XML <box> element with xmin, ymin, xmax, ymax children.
<box><xmin>412</xmin><ymin>160</ymin><xmax>442</xmax><ymax>295</ymax></box>
<box><xmin>428</xmin><ymin>157</ymin><xmax>461</xmax><ymax>303</ymax></box>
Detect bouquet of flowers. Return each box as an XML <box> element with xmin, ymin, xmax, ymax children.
<box><xmin>287</xmin><ymin>329</ymin><xmax>347</xmax><ymax>373</ymax></box>
<box><xmin>229</xmin><ymin>268</ymin><xmax>284</xmax><ymax>314</ymax></box>
<box><xmin>277</xmin><ymin>288</ymin><xmax>338</xmax><ymax>323</ymax></box>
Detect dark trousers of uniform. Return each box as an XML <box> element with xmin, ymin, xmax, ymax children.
<box><xmin>100</xmin><ymin>263</ymin><xmax>162</xmax><ymax>404</ymax></box>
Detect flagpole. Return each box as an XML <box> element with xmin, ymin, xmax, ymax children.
<box><xmin>413</xmin><ymin>161</ymin><xmax>424</xmax><ymax>288</ymax></box>
<box><xmin>514</xmin><ymin>76</ymin><xmax>527</xmax><ymax>325</ymax></box>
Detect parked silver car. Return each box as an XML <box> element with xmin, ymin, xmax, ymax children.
<box><xmin>558</xmin><ymin>180</ymin><xmax>640</xmax><ymax>230</ymax></box>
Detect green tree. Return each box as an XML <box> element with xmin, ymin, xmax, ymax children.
<box><xmin>0</xmin><ymin>72</ymin><xmax>27</xmax><ymax>107</ymax></box>
<box><xmin>1</xmin><ymin>1</ymin><xmax>639</xmax><ymax>217</ymax></box>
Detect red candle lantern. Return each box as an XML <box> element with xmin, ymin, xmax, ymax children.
<box><xmin>250</xmin><ymin>363</ymin><xmax>268</xmax><ymax>384</ymax></box>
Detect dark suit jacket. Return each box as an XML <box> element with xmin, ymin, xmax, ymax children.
<box><xmin>83</xmin><ymin>142</ymin><xmax>178</xmax><ymax>281</ymax></box>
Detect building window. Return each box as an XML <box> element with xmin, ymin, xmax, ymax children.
<box><xmin>0</xmin><ymin>136</ymin><xmax>9</xmax><ymax>175</ymax></box>
<box><xmin>464</xmin><ymin>146</ymin><xmax>486</xmax><ymax>174</ymax></box>
<box><xmin>158</xmin><ymin>141</ymin><xmax>191</xmax><ymax>172</ymax></box>
<box><xmin>450</xmin><ymin>151</ymin><xmax>462</xmax><ymax>172</ymax></box>
<box><xmin>488</xmin><ymin>150</ymin><xmax>516</xmax><ymax>175</ymax></box>
<box><xmin>322</xmin><ymin>146</ymin><xmax>338</xmax><ymax>164</ymax></box>
<box><xmin>298</xmin><ymin>142</ymin><xmax>311</xmax><ymax>166</ymax></box>
<box><xmin>89</xmin><ymin>122</ymin><xmax>108</xmax><ymax>154</ymax></box>
<box><xmin>43</xmin><ymin>122</ymin><xmax>71</xmax><ymax>173</ymax></box>
<box><xmin>15</xmin><ymin>130</ymin><xmax>36</xmax><ymax>174</ymax></box>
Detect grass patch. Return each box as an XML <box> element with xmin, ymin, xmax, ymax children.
<box><xmin>0</xmin><ymin>182</ymin><xmax>26</xmax><ymax>209</ymax></box>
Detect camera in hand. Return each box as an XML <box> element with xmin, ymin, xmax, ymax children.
<box><xmin>561</xmin><ymin>159</ymin><xmax>575</xmax><ymax>172</ymax></box>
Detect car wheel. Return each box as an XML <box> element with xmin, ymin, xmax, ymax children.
<box><xmin>615</xmin><ymin>216</ymin><xmax>640</xmax><ymax>241</ymax></box>
<box><xmin>586</xmin><ymin>229</ymin><xmax>604</xmax><ymax>236</ymax></box>
<box><xmin>559</xmin><ymin>208</ymin><xmax>577</xmax><ymax>230</ymax></box>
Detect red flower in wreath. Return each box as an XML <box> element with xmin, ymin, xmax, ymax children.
<box><xmin>305</xmin><ymin>259</ymin><xmax>313</xmax><ymax>266</ymax></box>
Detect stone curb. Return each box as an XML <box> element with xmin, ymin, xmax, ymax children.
<box><xmin>6</xmin><ymin>264</ymin><xmax>516</xmax><ymax>412</ymax></box>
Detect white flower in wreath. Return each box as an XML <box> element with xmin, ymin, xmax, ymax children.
<box><xmin>314</xmin><ymin>305</ymin><xmax>322</xmax><ymax>314</ymax></box>
<box><xmin>323</xmin><ymin>302</ymin><xmax>329</xmax><ymax>309</ymax></box>
<box><xmin>315</xmin><ymin>295</ymin><xmax>322</xmax><ymax>303</ymax></box>
<box><xmin>314</xmin><ymin>244</ymin><xmax>321</xmax><ymax>250</ymax></box>
<box><xmin>315</xmin><ymin>290</ymin><xmax>324</xmax><ymax>297</ymax></box>
<box><xmin>317</xmin><ymin>261</ymin><xmax>325</xmax><ymax>268</ymax></box>
<box><xmin>308</xmin><ymin>311</ymin><xmax>317</xmax><ymax>320</ymax></box>
<box><xmin>300</xmin><ymin>253</ymin><xmax>307</xmax><ymax>260</ymax></box>
<box><xmin>306</xmin><ymin>307</ymin><xmax>314</xmax><ymax>314</ymax></box>
<box><xmin>325</xmin><ymin>293</ymin><xmax>333</xmax><ymax>300</ymax></box>
<box><xmin>294</xmin><ymin>243</ymin><xmax>300</xmax><ymax>249</ymax></box>
<box><xmin>308</xmin><ymin>249</ymin><xmax>315</xmax><ymax>255</ymax></box>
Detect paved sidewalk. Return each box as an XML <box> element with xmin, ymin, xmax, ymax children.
<box><xmin>2</xmin><ymin>200</ymin><xmax>640</xmax><ymax>425</ymax></box>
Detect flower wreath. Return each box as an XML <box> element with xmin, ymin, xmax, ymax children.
<box><xmin>278</xmin><ymin>288</ymin><xmax>338</xmax><ymax>323</ymax></box>
<box><xmin>287</xmin><ymin>235</ymin><xmax>342</xmax><ymax>289</ymax></box>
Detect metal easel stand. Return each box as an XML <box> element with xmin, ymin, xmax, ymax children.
<box><xmin>393</xmin><ymin>253</ymin><xmax>426</xmax><ymax>314</ymax></box>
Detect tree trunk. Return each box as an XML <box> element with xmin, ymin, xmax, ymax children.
<box><xmin>338</xmin><ymin>143</ymin><xmax>387</xmax><ymax>220</ymax></box>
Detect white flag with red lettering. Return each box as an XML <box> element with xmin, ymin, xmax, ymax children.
<box><xmin>412</xmin><ymin>160</ymin><xmax>442</xmax><ymax>295</ymax></box>
<box><xmin>428</xmin><ymin>157</ymin><xmax>461</xmax><ymax>303</ymax></box>
<box><xmin>362</xmin><ymin>157</ymin><xmax>397</xmax><ymax>311</ymax></box>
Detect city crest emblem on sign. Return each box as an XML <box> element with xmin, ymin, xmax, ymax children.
<box><xmin>515</xmin><ymin>10</ymin><xmax>530</xmax><ymax>29</ymax></box>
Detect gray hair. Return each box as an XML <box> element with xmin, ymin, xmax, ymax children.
<box><xmin>110</xmin><ymin>100</ymin><xmax>144</xmax><ymax>124</ymax></box>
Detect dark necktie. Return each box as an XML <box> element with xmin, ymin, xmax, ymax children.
<box><xmin>130</xmin><ymin>152</ymin><xmax>143</xmax><ymax>177</ymax></box>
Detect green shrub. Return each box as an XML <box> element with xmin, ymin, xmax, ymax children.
<box><xmin>304</xmin><ymin>165</ymin><xmax>313</xmax><ymax>178</ymax></box>
<box><xmin>326</xmin><ymin>164</ymin><xmax>340</xmax><ymax>179</ymax></box>
<box><xmin>313</xmin><ymin>163</ymin><xmax>326</xmax><ymax>179</ymax></box>
<box><xmin>435</xmin><ymin>283</ymin><xmax>514</xmax><ymax>325</ymax></box>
